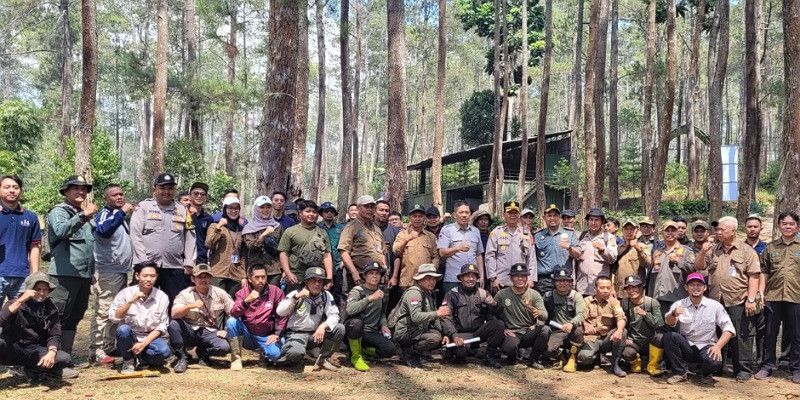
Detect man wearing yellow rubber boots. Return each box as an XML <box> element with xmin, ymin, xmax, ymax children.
<box><xmin>542</xmin><ymin>267</ymin><xmax>586</xmax><ymax>372</ymax></box>
<box><xmin>620</xmin><ymin>275</ymin><xmax>665</xmax><ymax>375</ymax></box>
<box><xmin>344</xmin><ymin>263</ymin><xmax>395</xmax><ymax>371</ymax></box>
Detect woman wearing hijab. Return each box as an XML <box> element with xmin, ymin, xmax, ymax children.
<box><xmin>206</xmin><ymin>197</ymin><xmax>247</xmax><ymax>297</ymax></box>
<box><xmin>241</xmin><ymin>196</ymin><xmax>284</xmax><ymax>286</ymax></box>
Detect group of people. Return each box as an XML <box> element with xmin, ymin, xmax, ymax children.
<box><xmin>0</xmin><ymin>172</ymin><xmax>797</xmax><ymax>388</ymax></box>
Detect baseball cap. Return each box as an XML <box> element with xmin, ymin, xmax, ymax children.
<box><xmin>320</xmin><ymin>202</ymin><xmax>338</xmax><ymax>214</ymax></box>
<box><xmin>361</xmin><ymin>262</ymin><xmax>384</xmax><ymax>276</ymax></box>
<box><xmin>686</xmin><ymin>272</ymin><xmax>706</xmax><ymax>284</ymax></box>
<box><xmin>356</xmin><ymin>195</ymin><xmax>376</xmax><ymax>206</ymax></box>
<box><xmin>153</xmin><ymin>173</ymin><xmax>176</xmax><ymax>186</ymax></box>
<box><xmin>561</xmin><ymin>209</ymin><xmax>577</xmax><ymax>218</ymax></box>
<box><xmin>190</xmin><ymin>182</ymin><xmax>209</xmax><ymax>193</ymax></box>
<box><xmin>544</xmin><ymin>204</ymin><xmax>561</xmax><ymax>214</ymax></box>
<box><xmin>553</xmin><ymin>267</ymin><xmax>573</xmax><ymax>281</ymax></box>
<box><xmin>663</xmin><ymin>220</ymin><xmax>679</xmax><ymax>230</ymax></box>
<box><xmin>638</xmin><ymin>216</ymin><xmax>656</xmax><ymax>226</ymax></box>
<box><xmin>457</xmin><ymin>264</ymin><xmax>481</xmax><ymax>279</ymax></box>
<box><xmin>254</xmin><ymin>195</ymin><xmax>272</xmax><ymax>207</ymax></box>
<box><xmin>692</xmin><ymin>220</ymin><xmax>710</xmax><ymax>231</ymax></box>
<box><xmin>504</xmin><ymin>201</ymin><xmax>521</xmax><ymax>213</ymax></box>
<box><xmin>585</xmin><ymin>207</ymin><xmax>606</xmax><ymax>220</ymax></box>
<box><xmin>408</xmin><ymin>204</ymin><xmax>426</xmax><ymax>215</ymax></box>
<box><xmin>509</xmin><ymin>263</ymin><xmax>529</xmax><ymax>276</ymax></box>
<box><xmin>192</xmin><ymin>263</ymin><xmax>214</xmax><ymax>277</ymax></box>
<box><xmin>304</xmin><ymin>267</ymin><xmax>329</xmax><ymax>281</ymax></box>
<box><xmin>623</xmin><ymin>275</ymin><xmax>643</xmax><ymax>288</ymax></box>
<box><xmin>521</xmin><ymin>208</ymin><xmax>535</xmax><ymax>217</ymax></box>
<box><xmin>622</xmin><ymin>218</ymin><xmax>639</xmax><ymax>228</ymax></box>
<box><xmin>425</xmin><ymin>206</ymin><xmax>440</xmax><ymax>217</ymax></box>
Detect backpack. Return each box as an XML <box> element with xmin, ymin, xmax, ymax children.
<box><xmin>292</xmin><ymin>228</ymin><xmax>328</xmax><ymax>269</ymax></box>
<box><xmin>40</xmin><ymin>204</ymin><xmax>77</xmax><ymax>262</ymax></box>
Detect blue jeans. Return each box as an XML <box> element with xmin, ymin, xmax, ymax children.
<box><xmin>225</xmin><ymin>317</ymin><xmax>282</xmax><ymax>361</ymax></box>
<box><xmin>0</xmin><ymin>276</ymin><xmax>24</xmax><ymax>309</ymax></box>
<box><xmin>116</xmin><ymin>324</ymin><xmax>171</xmax><ymax>365</ymax></box>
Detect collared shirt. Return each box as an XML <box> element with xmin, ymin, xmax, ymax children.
<box><xmin>703</xmin><ymin>239</ymin><xmax>761</xmax><ymax>306</ymax></box>
<box><xmin>583</xmin><ymin>295</ymin><xmax>626</xmax><ymax>342</ymax></box>
<box><xmin>576</xmin><ymin>231</ymin><xmax>618</xmax><ymax>296</ymax></box>
<box><xmin>437</xmin><ymin>223</ymin><xmax>484</xmax><ymax>283</ymax></box>
<box><xmin>394</xmin><ymin>228</ymin><xmax>440</xmax><ymax>287</ymax></box>
<box><xmin>534</xmin><ymin>227</ymin><xmax>580</xmax><ymax>276</ymax></box>
<box><xmin>761</xmin><ymin>238</ymin><xmax>800</xmax><ymax>303</ymax></box>
<box><xmin>47</xmin><ymin>203</ymin><xmax>94</xmax><ymax>278</ymax></box>
<box><xmin>0</xmin><ymin>204</ymin><xmax>41</xmax><ymax>277</ymax></box>
<box><xmin>93</xmin><ymin>206</ymin><xmax>132</xmax><ymax>274</ymax></box>
<box><xmin>614</xmin><ymin>242</ymin><xmax>650</xmax><ymax>298</ymax></box>
<box><xmin>230</xmin><ymin>284</ymin><xmax>287</xmax><ymax>336</ymax></box>
<box><xmin>193</xmin><ymin>208</ymin><xmax>213</xmax><ymax>264</ymax></box>
<box><xmin>747</xmin><ymin>239</ymin><xmax>767</xmax><ymax>256</ymax></box>
<box><xmin>273</xmin><ymin>213</ymin><xmax>296</xmax><ymax>231</ymax></box>
<box><xmin>173</xmin><ymin>286</ymin><xmax>234</xmax><ymax>331</ymax></box>
<box><xmin>485</xmin><ymin>225</ymin><xmax>536</xmax><ymax>287</ymax></box>
<box><xmin>318</xmin><ymin>221</ymin><xmax>345</xmax><ymax>266</ymax></box>
<box><xmin>345</xmin><ymin>285</ymin><xmax>388</xmax><ymax>333</ymax></box>
<box><xmin>277</xmin><ymin>290</ymin><xmax>339</xmax><ymax>332</ymax></box>
<box><xmin>109</xmin><ymin>286</ymin><xmax>170</xmax><ymax>341</ymax></box>
<box><xmin>647</xmin><ymin>243</ymin><xmax>694</xmax><ymax>302</ymax></box>
<box><xmin>667</xmin><ymin>296</ymin><xmax>736</xmax><ymax>349</ymax></box>
<box><xmin>130</xmin><ymin>199</ymin><xmax>193</xmax><ymax>269</ymax></box>
<box><xmin>338</xmin><ymin>219</ymin><xmax>387</xmax><ymax>271</ymax></box>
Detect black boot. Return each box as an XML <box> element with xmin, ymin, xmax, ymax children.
<box><xmin>173</xmin><ymin>349</ymin><xmax>189</xmax><ymax>373</ymax></box>
<box><xmin>611</xmin><ymin>340</ymin><xmax>627</xmax><ymax>377</ymax></box>
<box><xmin>527</xmin><ymin>351</ymin><xmax>545</xmax><ymax>370</ymax></box>
<box><xmin>484</xmin><ymin>348</ymin><xmax>502</xmax><ymax>369</ymax></box>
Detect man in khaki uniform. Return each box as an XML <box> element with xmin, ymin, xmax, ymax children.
<box><xmin>578</xmin><ymin>275</ymin><xmax>628</xmax><ymax>377</ymax></box>
<box><xmin>696</xmin><ymin>216</ymin><xmax>762</xmax><ymax>381</ymax></box>
<box><xmin>390</xmin><ymin>205</ymin><xmax>439</xmax><ymax>290</ymax></box>
<box><xmin>576</xmin><ymin>208</ymin><xmax>618</xmax><ymax>296</ymax></box>
<box><xmin>613</xmin><ymin>219</ymin><xmax>650</xmax><ymax>298</ymax></box>
<box><xmin>338</xmin><ymin>195</ymin><xmax>387</xmax><ymax>289</ymax></box>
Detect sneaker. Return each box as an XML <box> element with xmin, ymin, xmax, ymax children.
<box><xmin>173</xmin><ymin>356</ymin><xmax>189</xmax><ymax>373</ymax></box>
<box><xmin>314</xmin><ymin>358</ymin><xmax>339</xmax><ymax>372</ymax></box>
<box><xmin>59</xmin><ymin>367</ymin><xmax>80</xmax><ymax>379</ymax></box>
<box><xmin>754</xmin><ymin>368</ymin><xmax>771</xmax><ymax>380</ymax></box>
<box><xmin>527</xmin><ymin>358</ymin><xmax>545</xmax><ymax>370</ymax></box>
<box><xmin>667</xmin><ymin>374</ymin><xmax>687</xmax><ymax>385</ymax></box>
<box><xmin>120</xmin><ymin>360</ymin><xmax>135</xmax><ymax>374</ymax></box>
<box><xmin>95</xmin><ymin>350</ymin><xmax>115</xmax><ymax>365</ymax></box>
<box><xmin>699</xmin><ymin>375</ymin><xmax>717</xmax><ymax>385</ymax></box>
<box><xmin>735</xmin><ymin>372</ymin><xmax>752</xmax><ymax>382</ymax></box>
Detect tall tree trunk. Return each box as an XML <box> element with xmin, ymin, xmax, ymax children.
<box><xmin>582</xmin><ymin>0</ymin><xmax>602</xmax><ymax>211</ymax></box>
<box><xmin>738</xmin><ymin>0</ymin><xmax>763</xmax><ymax>220</ymax></box>
<box><xmin>310</xmin><ymin>0</ymin><xmax>326</xmax><ymax>203</ymax></box>
<box><xmin>337</xmin><ymin>0</ymin><xmax>353</xmax><ymax>218</ymax></box>
<box><xmin>291</xmin><ymin>2</ymin><xmax>309</xmax><ymax>197</ymax></box>
<box><xmin>707</xmin><ymin>0</ymin><xmax>728</xmax><ymax>221</ymax></box>
<box><xmin>351</xmin><ymin>1</ymin><xmax>362</xmax><ymax>204</ymax></box>
<box><xmin>593</xmin><ymin>0</ymin><xmax>609</xmax><ymax>204</ymax></box>
<box><xmin>224</xmin><ymin>1</ymin><xmax>237</xmax><ymax>177</ymax></box>
<box><xmin>256</xmin><ymin>0</ymin><xmax>299</xmax><ymax>194</ymax></box>
<box><xmin>76</xmin><ymin>0</ymin><xmax>97</xmax><ymax>201</ymax></box>
<box><xmin>647</xmin><ymin>0</ymin><xmax>677</xmax><ymax>220</ymax></box>
<box><xmin>533</xmin><ymin>0</ymin><xmax>551</xmax><ymax>213</ymax></box>
<box><xmin>608</xmin><ymin>0</ymin><xmax>619</xmax><ymax>210</ymax></box>
<box><xmin>184</xmin><ymin>0</ymin><xmax>201</xmax><ymax>142</ymax></box>
<box><xmin>776</xmin><ymin>0</ymin><xmax>800</xmax><ymax>228</ymax></box>
<box><xmin>58</xmin><ymin>0</ymin><xmax>73</xmax><ymax>158</ymax></box>
<box><xmin>687</xmin><ymin>0</ymin><xmax>706</xmax><ymax>198</ymax></box>
<box><xmin>641</xmin><ymin>0</ymin><xmax>656</xmax><ymax>199</ymax></box>
<box><xmin>152</xmin><ymin>0</ymin><xmax>168</xmax><ymax>176</ymax></box>
<box><xmin>432</xmin><ymin>0</ymin><xmax>446</xmax><ymax>215</ymax></box>
<box><xmin>569</xmin><ymin>0</ymin><xmax>585</xmax><ymax>209</ymax></box>
<box><xmin>489</xmin><ymin>0</ymin><xmax>507</xmax><ymax>214</ymax></box>
<box><xmin>385</xmin><ymin>0</ymin><xmax>407</xmax><ymax>211</ymax></box>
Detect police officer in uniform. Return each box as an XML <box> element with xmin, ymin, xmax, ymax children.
<box><xmin>543</xmin><ymin>267</ymin><xmax>586</xmax><ymax>372</ymax></box>
<box><xmin>534</xmin><ymin>204</ymin><xmax>581</xmax><ymax>295</ymax></box>
<box><xmin>130</xmin><ymin>173</ymin><xmax>195</xmax><ymax>303</ymax></box>
<box><xmin>441</xmin><ymin>263</ymin><xmax>505</xmax><ymax>368</ymax></box>
<box><xmin>486</xmin><ymin>201</ymin><xmax>536</xmax><ymax>294</ymax></box>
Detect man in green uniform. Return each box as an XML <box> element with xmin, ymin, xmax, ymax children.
<box><xmin>278</xmin><ymin>200</ymin><xmax>333</xmax><ymax>293</ymax></box>
<box><xmin>494</xmin><ymin>263</ymin><xmax>550</xmax><ymax>368</ymax></box>
<box><xmin>543</xmin><ymin>267</ymin><xmax>586</xmax><ymax>372</ymax></box>
<box><xmin>345</xmin><ymin>262</ymin><xmax>395</xmax><ymax>371</ymax></box>
<box><xmin>391</xmin><ymin>263</ymin><xmax>450</xmax><ymax>368</ymax></box>
<box><xmin>620</xmin><ymin>275</ymin><xmax>664</xmax><ymax>375</ymax></box>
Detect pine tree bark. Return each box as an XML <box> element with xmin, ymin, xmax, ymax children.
<box><xmin>184</xmin><ymin>0</ymin><xmax>201</xmax><ymax>142</ymax></box>
<box><xmin>582</xmin><ymin>0</ymin><xmax>601</xmax><ymax>212</ymax></box>
<box><xmin>707</xmin><ymin>0</ymin><xmax>729</xmax><ymax>221</ymax></box>
<box><xmin>569</xmin><ymin>0</ymin><xmax>585</xmax><ymax>209</ymax></box>
<box><xmin>337</xmin><ymin>0</ymin><xmax>353</xmax><ymax>218</ymax></box>
<box><xmin>291</xmin><ymin>2</ymin><xmax>309</xmax><ymax>197</ymax></box>
<box><xmin>533</xmin><ymin>0</ymin><xmax>551</xmax><ymax>213</ymax></box>
<box><xmin>152</xmin><ymin>0</ymin><xmax>168</xmax><ymax>176</ymax></box>
<box><xmin>738</xmin><ymin>0</ymin><xmax>763</xmax><ymax>220</ymax></box>
<box><xmin>432</xmin><ymin>0</ymin><xmax>446</xmax><ymax>215</ymax></box>
<box><xmin>776</xmin><ymin>0</ymin><xmax>800</xmax><ymax>228</ymax></box>
<box><xmin>351</xmin><ymin>1</ymin><xmax>363</xmax><ymax>204</ymax></box>
<box><xmin>256</xmin><ymin>0</ymin><xmax>299</xmax><ymax>194</ymax></box>
<box><xmin>592</xmin><ymin>0</ymin><xmax>609</xmax><ymax>204</ymax></box>
<box><xmin>224</xmin><ymin>1</ymin><xmax>237</xmax><ymax>177</ymax></box>
<box><xmin>310</xmin><ymin>0</ymin><xmax>326</xmax><ymax>203</ymax></box>
<box><xmin>608</xmin><ymin>0</ymin><xmax>619</xmax><ymax>210</ymax></box>
<box><xmin>76</xmin><ymin>0</ymin><xmax>97</xmax><ymax>201</ymax></box>
<box><xmin>58</xmin><ymin>0</ymin><xmax>73</xmax><ymax>158</ymax></box>
<box><xmin>646</xmin><ymin>0</ymin><xmax>677</xmax><ymax>220</ymax></box>
<box><xmin>385</xmin><ymin>0</ymin><xmax>407</xmax><ymax>211</ymax></box>
<box><xmin>641</xmin><ymin>0</ymin><xmax>656</xmax><ymax>200</ymax></box>
<box><xmin>687</xmin><ymin>0</ymin><xmax>706</xmax><ymax>198</ymax></box>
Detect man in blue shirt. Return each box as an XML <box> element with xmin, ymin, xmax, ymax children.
<box><xmin>271</xmin><ymin>191</ymin><xmax>296</xmax><ymax>230</ymax></box>
<box><xmin>0</xmin><ymin>175</ymin><xmax>41</xmax><ymax>309</ymax></box>
<box><xmin>533</xmin><ymin>204</ymin><xmax>581</xmax><ymax>296</ymax></box>
<box><xmin>437</xmin><ymin>201</ymin><xmax>484</xmax><ymax>293</ymax></box>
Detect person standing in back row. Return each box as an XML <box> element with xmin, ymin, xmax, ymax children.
<box><xmin>0</xmin><ymin>175</ymin><xmax>41</xmax><ymax>309</ymax></box>
<box><xmin>485</xmin><ymin>201</ymin><xmax>536</xmax><ymax>294</ymax></box>
<box><xmin>575</xmin><ymin>208</ymin><xmax>617</xmax><ymax>297</ymax></box>
<box><xmin>338</xmin><ymin>196</ymin><xmax>387</xmax><ymax>290</ymax></box>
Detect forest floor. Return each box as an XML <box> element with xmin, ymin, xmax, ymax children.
<box><xmin>1</xmin><ymin>317</ymin><xmax>797</xmax><ymax>400</ymax></box>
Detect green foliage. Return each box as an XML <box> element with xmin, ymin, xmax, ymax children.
<box><xmin>658</xmin><ymin>199</ymin><xmax>710</xmax><ymax>217</ymax></box>
<box><xmin>207</xmin><ymin>171</ymin><xmax>235</xmax><ymax>211</ymax></box>
<box><xmin>442</xmin><ymin>160</ymin><xmax>480</xmax><ymax>189</ymax></box>
<box><xmin>459</xmin><ymin>90</ymin><xmax>518</xmax><ymax>147</ymax></box>
<box><xmin>165</xmin><ymin>138</ymin><xmax>207</xmax><ymax>187</ymax></box>
<box><xmin>546</xmin><ymin>157</ymin><xmax>572</xmax><ymax>190</ymax></box>
<box><xmin>0</xmin><ymin>99</ymin><xmax>44</xmax><ymax>175</ymax></box>
<box><xmin>759</xmin><ymin>159</ymin><xmax>780</xmax><ymax>193</ymax></box>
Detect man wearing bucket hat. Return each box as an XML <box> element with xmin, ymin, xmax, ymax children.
<box><xmin>613</xmin><ymin>219</ymin><xmax>650</xmax><ymax>299</ymax></box>
<box><xmin>648</xmin><ymin>220</ymin><xmax>695</xmax><ymax>316</ymax></box>
<box><xmin>276</xmin><ymin>267</ymin><xmax>345</xmax><ymax>371</ymax></box>
<box><xmin>391</xmin><ymin>263</ymin><xmax>450</xmax><ymax>368</ymax></box>
<box><xmin>494</xmin><ymin>263</ymin><xmax>551</xmax><ymax>368</ymax></box>
<box><xmin>662</xmin><ymin>272</ymin><xmax>736</xmax><ymax>385</ymax></box>
<box><xmin>440</xmin><ymin>263</ymin><xmax>505</xmax><ymax>368</ymax></box>
<box><xmin>486</xmin><ymin>201</ymin><xmax>537</xmax><ymax>294</ymax></box>
<box><xmin>0</xmin><ymin>272</ymin><xmax>79</xmax><ymax>380</ymax></box>
<box><xmin>47</xmin><ymin>175</ymin><xmax>97</xmax><ymax>356</ymax></box>
<box><xmin>168</xmin><ymin>263</ymin><xmax>235</xmax><ymax>373</ymax></box>
<box><xmin>542</xmin><ymin>267</ymin><xmax>586</xmax><ymax>372</ymax></box>
<box><xmin>130</xmin><ymin>172</ymin><xmax>195</xmax><ymax>303</ymax></box>
<box><xmin>575</xmin><ymin>208</ymin><xmax>618</xmax><ymax>296</ymax></box>
<box><xmin>344</xmin><ymin>262</ymin><xmax>395</xmax><ymax>371</ymax></box>
<box><xmin>620</xmin><ymin>275</ymin><xmax>665</xmax><ymax>375</ymax></box>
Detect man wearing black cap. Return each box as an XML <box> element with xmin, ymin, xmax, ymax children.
<box><xmin>47</xmin><ymin>175</ymin><xmax>97</xmax><ymax>356</ymax></box>
<box><xmin>486</xmin><ymin>201</ymin><xmax>537</xmax><ymax>294</ymax></box>
<box><xmin>620</xmin><ymin>275</ymin><xmax>665</xmax><ymax>375</ymax></box>
<box><xmin>542</xmin><ymin>267</ymin><xmax>586</xmax><ymax>372</ymax></box>
<box><xmin>130</xmin><ymin>173</ymin><xmax>195</xmax><ymax>303</ymax></box>
<box><xmin>561</xmin><ymin>209</ymin><xmax>577</xmax><ymax>231</ymax></box>
<box><xmin>441</xmin><ymin>263</ymin><xmax>505</xmax><ymax>368</ymax></box>
<box><xmin>188</xmin><ymin>182</ymin><xmax>213</xmax><ymax>265</ymax></box>
<box><xmin>391</xmin><ymin>204</ymin><xmax>439</xmax><ymax>291</ymax></box>
<box><xmin>534</xmin><ymin>204</ymin><xmax>582</xmax><ymax>296</ymax></box>
<box><xmin>319</xmin><ymin>202</ymin><xmax>346</xmax><ymax>302</ymax></box>
<box><xmin>344</xmin><ymin>262</ymin><xmax>395</xmax><ymax>372</ymax></box>
<box><xmin>576</xmin><ymin>208</ymin><xmax>618</xmax><ymax>296</ymax></box>
<box><xmin>494</xmin><ymin>263</ymin><xmax>550</xmax><ymax>367</ymax></box>
<box><xmin>0</xmin><ymin>272</ymin><xmax>79</xmax><ymax>380</ymax></box>
<box><xmin>425</xmin><ymin>206</ymin><xmax>443</xmax><ymax>236</ymax></box>
<box><xmin>614</xmin><ymin>219</ymin><xmax>650</xmax><ymax>298</ymax></box>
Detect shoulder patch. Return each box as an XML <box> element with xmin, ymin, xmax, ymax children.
<box><xmin>409</xmin><ymin>298</ymin><xmax>420</xmax><ymax>305</ymax></box>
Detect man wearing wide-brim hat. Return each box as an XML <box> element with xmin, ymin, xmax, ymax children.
<box><xmin>392</xmin><ymin>263</ymin><xmax>451</xmax><ymax>368</ymax></box>
<box><xmin>276</xmin><ymin>267</ymin><xmax>345</xmax><ymax>371</ymax></box>
<box><xmin>0</xmin><ymin>272</ymin><xmax>79</xmax><ymax>380</ymax></box>
<box><xmin>47</xmin><ymin>175</ymin><xmax>97</xmax><ymax>357</ymax></box>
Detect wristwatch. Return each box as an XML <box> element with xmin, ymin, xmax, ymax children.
<box><xmin>746</xmin><ymin>297</ymin><xmax>756</xmax><ymax>304</ymax></box>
